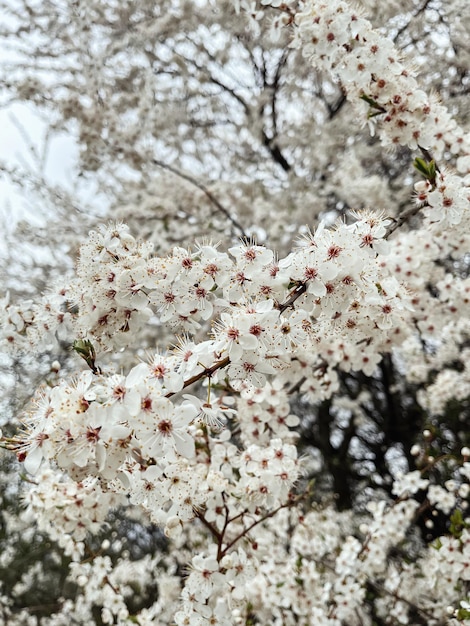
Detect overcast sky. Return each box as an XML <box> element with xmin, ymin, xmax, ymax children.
<box><xmin>0</xmin><ymin>101</ymin><xmax>79</xmax><ymax>233</ymax></box>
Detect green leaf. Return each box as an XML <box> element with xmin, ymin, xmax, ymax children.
<box><xmin>432</xmin><ymin>538</ymin><xmax>442</xmax><ymax>550</ymax></box>
<box><xmin>72</xmin><ymin>339</ymin><xmax>100</xmax><ymax>374</ymax></box>
<box><xmin>449</xmin><ymin>509</ymin><xmax>469</xmax><ymax>539</ymax></box>
<box><xmin>360</xmin><ymin>94</ymin><xmax>385</xmax><ymax>111</ymax></box>
<box><xmin>413</xmin><ymin>157</ymin><xmax>436</xmax><ymax>185</ymax></box>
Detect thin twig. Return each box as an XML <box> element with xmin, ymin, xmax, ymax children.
<box><xmin>152</xmin><ymin>159</ymin><xmax>247</xmax><ymax>239</ymax></box>
<box><xmin>384</xmin><ymin>204</ymin><xmax>424</xmax><ymax>239</ymax></box>
<box><xmin>219</xmin><ymin>496</ymin><xmax>299</xmax><ymax>559</ymax></box>
<box><xmin>165</xmin><ymin>356</ymin><xmax>230</xmax><ymax>399</ymax></box>
<box><xmin>393</xmin><ymin>0</ymin><xmax>434</xmax><ymax>43</ymax></box>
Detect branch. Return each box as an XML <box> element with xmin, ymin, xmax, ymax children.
<box><xmin>384</xmin><ymin>204</ymin><xmax>425</xmax><ymax>239</ymax></box>
<box><xmin>270</xmin><ymin>49</ymin><xmax>288</xmax><ymax>139</ymax></box>
<box><xmin>327</xmin><ymin>91</ymin><xmax>347</xmax><ymax>119</ymax></box>
<box><xmin>393</xmin><ymin>0</ymin><xmax>434</xmax><ymax>43</ymax></box>
<box><xmin>175</xmin><ymin>40</ymin><xmax>250</xmax><ymax>113</ymax></box>
<box><xmin>262</xmin><ymin>131</ymin><xmax>291</xmax><ymax>172</ymax></box>
<box><xmin>165</xmin><ymin>356</ymin><xmax>230</xmax><ymax>399</ymax></box>
<box><xmin>152</xmin><ymin>159</ymin><xmax>247</xmax><ymax>239</ymax></box>
<box><xmin>165</xmin><ymin>281</ymin><xmax>314</xmax><ymax>398</ymax></box>
<box><xmin>309</xmin><ymin>529</ymin><xmax>441</xmax><ymax>624</ymax></box>
<box><xmin>219</xmin><ymin>494</ymin><xmax>300</xmax><ymax>559</ymax></box>
<box><xmin>262</xmin><ymin>49</ymin><xmax>291</xmax><ymax>171</ymax></box>
<box><xmin>195</xmin><ymin>510</ymin><xmax>223</xmax><ymax>544</ymax></box>
<box><xmin>278</xmin><ymin>283</ymin><xmax>308</xmax><ymax>313</ymax></box>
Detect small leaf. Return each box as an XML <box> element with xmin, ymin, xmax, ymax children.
<box><xmin>360</xmin><ymin>93</ymin><xmax>386</xmax><ymax>113</ymax></box>
<box><xmin>360</xmin><ymin>94</ymin><xmax>382</xmax><ymax>109</ymax></box>
<box><xmin>72</xmin><ymin>338</ymin><xmax>100</xmax><ymax>374</ymax></box>
<box><xmin>449</xmin><ymin>508</ymin><xmax>468</xmax><ymax>539</ymax></box>
<box><xmin>413</xmin><ymin>157</ymin><xmax>436</xmax><ymax>185</ymax></box>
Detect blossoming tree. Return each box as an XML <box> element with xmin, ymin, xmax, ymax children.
<box><xmin>1</xmin><ymin>0</ymin><xmax>469</xmax><ymax>624</ymax></box>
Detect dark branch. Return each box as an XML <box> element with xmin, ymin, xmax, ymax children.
<box><xmin>152</xmin><ymin>159</ymin><xmax>247</xmax><ymax>239</ymax></box>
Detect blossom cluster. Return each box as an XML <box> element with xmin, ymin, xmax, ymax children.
<box><xmin>72</xmin><ymin>212</ymin><xmax>412</xmax><ymax>378</ymax></box>
<box><xmin>3</xmin><ymin>209</ymin><xmax>467</xmax><ymax>623</ymax></box>
<box><xmin>0</xmin><ymin>287</ymin><xmax>70</xmax><ymax>353</ymax></box>
<box><xmin>22</xmin><ymin>467</ymin><xmax>125</xmax><ymax>558</ymax></box>
<box><xmin>8</xmin><ymin>463</ymin><xmax>465</xmax><ymax>626</ymax></box>
<box><xmin>287</xmin><ymin>0</ymin><xmax>470</xmax><ymax>159</ymax></box>
<box><xmin>9</xmin><ymin>211</ymin><xmax>414</xmax><ymax>486</ymax></box>
<box><xmin>1</xmin><ymin>0</ymin><xmax>469</xmax><ymax>624</ymax></box>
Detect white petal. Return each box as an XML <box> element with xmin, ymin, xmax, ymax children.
<box><xmin>175</xmin><ymin>432</ymin><xmax>196</xmax><ymax>458</ymax></box>
<box><xmin>24</xmin><ymin>447</ymin><xmax>43</xmax><ymax>475</ymax></box>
